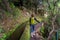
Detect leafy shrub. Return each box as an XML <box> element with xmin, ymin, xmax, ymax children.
<box><xmin>0</xmin><ymin>26</ymin><xmax>5</xmax><ymax>33</ymax></box>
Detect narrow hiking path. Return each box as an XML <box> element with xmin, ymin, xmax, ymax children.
<box><xmin>6</xmin><ymin>21</ymin><xmax>28</xmax><ymax>40</ymax></box>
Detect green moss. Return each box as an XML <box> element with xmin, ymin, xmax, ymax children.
<box><xmin>20</xmin><ymin>23</ymin><xmax>30</xmax><ymax>40</ymax></box>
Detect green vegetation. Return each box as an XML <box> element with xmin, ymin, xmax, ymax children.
<box><xmin>20</xmin><ymin>23</ymin><xmax>30</xmax><ymax>40</ymax></box>
<box><xmin>0</xmin><ymin>24</ymin><xmax>20</xmax><ymax>40</ymax></box>
<box><xmin>0</xmin><ymin>0</ymin><xmax>60</xmax><ymax>40</ymax></box>
<box><xmin>0</xmin><ymin>26</ymin><xmax>5</xmax><ymax>33</ymax></box>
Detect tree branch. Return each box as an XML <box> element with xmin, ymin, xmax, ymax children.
<box><xmin>47</xmin><ymin>15</ymin><xmax>57</xmax><ymax>40</ymax></box>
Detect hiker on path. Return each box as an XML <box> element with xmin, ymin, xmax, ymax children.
<box><xmin>29</xmin><ymin>13</ymin><xmax>40</xmax><ymax>37</ymax></box>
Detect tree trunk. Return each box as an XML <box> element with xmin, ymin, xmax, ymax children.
<box><xmin>35</xmin><ymin>0</ymin><xmax>38</xmax><ymax>14</ymax></box>
<box><xmin>35</xmin><ymin>6</ymin><xmax>37</xmax><ymax>14</ymax></box>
